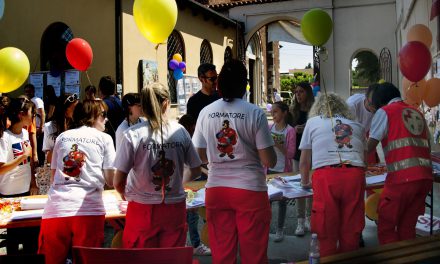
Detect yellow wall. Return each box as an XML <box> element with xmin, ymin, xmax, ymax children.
<box><xmin>121</xmin><ymin>0</ymin><xmax>237</xmax><ymax>95</ymax></box>
<box><xmin>0</xmin><ymin>0</ymin><xmax>116</xmax><ymax>97</ymax></box>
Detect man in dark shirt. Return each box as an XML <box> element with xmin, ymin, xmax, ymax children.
<box><xmin>98</xmin><ymin>76</ymin><xmax>124</xmax><ymax>145</ymax></box>
<box><xmin>186</xmin><ymin>63</ymin><xmax>219</xmax><ymax>120</ymax></box>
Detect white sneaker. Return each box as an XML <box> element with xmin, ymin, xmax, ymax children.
<box><xmin>274</xmin><ymin>229</ymin><xmax>284</xmax><ymax>242</ymax></box>
<box><xmin>305</xmin><ymin>216</ymin><xmax>311</xmax><ymax>231</ymax></box>
<box><xmin>295</xmin><ymin>218</ymin><xmax>305</xmax><ymax>236</ymax></box>
<box><xmin>193</xmin><ymin>244</ymin><xmax>211</xmax><ymax>256</ymax></box>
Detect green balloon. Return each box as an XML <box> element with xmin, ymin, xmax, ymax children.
<box><xmin>301</xmin><ymin>9</ymin><xmax>333</xmax><ymax>46</ymax></box>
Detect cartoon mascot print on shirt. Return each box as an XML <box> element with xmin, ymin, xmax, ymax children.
<box><xmin>334</xmin><ymin>119</ymin><xmax>353</xmax><ymax>148</ymax></box>
<box><xmin>216</xmin><ymin>119</ymin><xmax>237</xmax><ymax>159</ymax></box>
<box><xmin>151</xmin><ymin>150</ymin><xmax>175</xmax><ymax>192</ymax></box>
<box><xmin>62</xmin><ymin>144</ymin><xmax>86</xmax><ymax>181</ymax></box>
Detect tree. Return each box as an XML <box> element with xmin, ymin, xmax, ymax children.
<box><xmin>305</xmin><ymin>62</ymin><xmax>312</xmax><ymax>69</ymax></box>
<box><xmin>352</xmin><ymin>51</ymin><xmax>379</xmax><ymax>88</ymax></box>
<box><xmin>280</xmin><ymin>72</ymin><xmax>313</xmax><ymax>91</ymax></box>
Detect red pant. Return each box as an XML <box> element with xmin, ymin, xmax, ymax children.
<box><xmin>311</xmin><ymin>167</ymin><xmax>365</xmax><ymax>257</ymax></box>
<box><xmin>377</xmin><ymin>179</ymin><xmax>432</xmax><ymax>245</ymax></box>
<box><xmin>122</xmin><ymin>201</ymin><xmax>187</xmax><ymax>248</ymax></box>
<box><xmin>38</xmin><ymin>215</ymin><xmax>105</xmax><ymax>264</ymax></box>
<box><xmin>206</xmin><ymin>187</ymin><xmax>271</xmax><ymax>264</ymax></box>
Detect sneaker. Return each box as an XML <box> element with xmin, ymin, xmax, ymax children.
<box><xmin>305</xmin><ymin>216</ymin><xmax>311</xmax><ymax>231</ymax></box>
<box><xmin>274</xmin><ymin>228</ymin><xmax>284</xmax><ymax>242</ymax></box>
<box><xmin>295</xmin><ymin>218</ymin><xmax>305</xmax><ymax>236</ymax></box>
<box><xmin>193</xmin><ymin>244</ymin><xmax>211</xmax><ymax>256</ymax></box>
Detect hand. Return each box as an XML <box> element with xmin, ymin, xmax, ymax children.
<box><xmin>295</xmin><ymin>125</ymin><xmax>305</xmax><ymax>134</ymax></box>
<box><xmin>30</xmin><ymin>185</ymin><xmax>39</xmax><ymax>195</ymax></box>
<box><xmin>22</xmin><ymin>142</ymin><xmax>33</xmax><ymax>161</ymax></box>
<box><xmin>301</xmin><ymin>181</ymin><xmax>312</xmax><ymax>190</ymax></box>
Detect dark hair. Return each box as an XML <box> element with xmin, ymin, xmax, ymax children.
<box><xmin>7</xmin><ymin>97</ymin><xmax>35</xmax><ymax>125</ymax></box>
<box><xmin>272</xmin><ymin>101</ymin><xmax>293</xmax><ymax>125</ymax></box>
<box><xmin>99</xmin><ymin>76</ymin><xmax>116</xmax><ymax>96</ymax></box>
<box><xmin>217</xmin><ymin>59</ymin><xmax>247</xmax><ymax>101</ymax></box>
<box><xmin>52</xmin><ymin>93</ymin><xmax>78</xmax><ymax>136</ymax></box>
<box><xmin>197</xmin><ymin>63</ymin><xmax>216</xmax><ymax>78</ymax></box>
<box><xmin>24</xmin><ymin>83</ymin><xmax>35</xmax><ymax>91</ymax></box>
<box><xmin>289</xmin><ymin>81</ymin><xmax>314</xmax><ymax>126</ymax></box>
<box><xmin>371</xmin><ymin>82</ymin><xmax>401</xmax><ymax>110</ymax></box>
<box><xmin>366</xmin><ymin>83</ymin><xmax>380</xmax><ymax>98</ymax></box>
<box><xmin>0</xmin><ymin>96</ymin><xmax>10</xmax><ymax>138</ymax></box>
<box><xmin>178</xmin><ymin>114</ymin><xmax>196</xmax><ymax>133</ymax></box>
<box><xmin>122</xmin><ymin>93</ymin><xmax>141</xmax><ymax>120</ymax></box>
<box><xmin>73</xmin><ymin>99</ymin><xmax>108</xmax><ymax>128</ymax></box>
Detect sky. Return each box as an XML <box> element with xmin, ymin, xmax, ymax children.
<box><xmin>279</xmin><ymin>41</ymin><xmax>313</xmax><ymax>73</ymax></box>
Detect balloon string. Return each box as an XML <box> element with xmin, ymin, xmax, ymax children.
<box><xmin>85</xmin><ymin>71</ymin><xmax>93</xmax><ymax>86</ymax></box>
<box><xmin>319</xmin><ymin>47</ymin><xmax>343</xmax><ymax>165</ymax></box>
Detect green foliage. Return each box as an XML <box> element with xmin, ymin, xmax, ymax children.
<box><xmin>305</xmin><ymin>63</ymin><xmax>312</xmax><ymax>69</ymax></box>
<box><xmin>352</xmin><ymin>51</ymin><xmax>379</xmax><ymax>87</ymax></box>
<box><xmin>280</xmin><ymin>72</ymin><xmax>313</xmax><ymax>91</ymax></box>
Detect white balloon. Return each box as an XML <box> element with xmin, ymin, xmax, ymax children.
<box><xmin>0</xmin><ymin>0</ymin><xmax>4</xmax><ymax>20</ymax></box>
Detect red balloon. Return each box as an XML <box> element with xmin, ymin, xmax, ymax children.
<box><xmin>66</xmin><ymin>38</ymin><xmax>93</xmax><ymax>71</ymax></box>
<box><xmin>398</xmin><ymin>41</ymin><xmax>431</xmax><ymax>82</ymax></box>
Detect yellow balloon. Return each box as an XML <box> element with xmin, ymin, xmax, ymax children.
<box><xmin>0</xmin><ymin>47</ymin><xmax>30</xmax><ymax>93</ymax></box>
<box><xmin>172</xmin><ymin>53</ymin><xmax>182</xmax><ymax>63</ymax></box>
<box><xmin>133</xmin><ymin>0</ymin><xmax>178</xmax><ymax>44</ymax></box>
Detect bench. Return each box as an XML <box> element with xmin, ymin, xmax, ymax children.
<box><xmin>296</xmin><ymin>234</ymin><xmax>440</xmax><ymax>264</ymax></box>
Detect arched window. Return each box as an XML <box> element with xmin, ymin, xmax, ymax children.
<box><xmin>350</xmin><ymin>50</ymin><xmax>379</xmax><ymax>95</ymax></box>
<box><xmin>224</xmin><ymin>47</ymin><xmax>233</xmax><ymax>63</ymax></box>
<box><xmin>200</xmin><ymin>39</ymin><xmax>213</xmax><ymax>64</ymax></box>
<box><xmin>40</xmin><ymin>22</ymin><xmax>74</xmax><ymax>75</ymax></box>
<box><xmin>167</xmin><ymin>30</ymin><xmax>185</xmax><ymax>103</ymax></box>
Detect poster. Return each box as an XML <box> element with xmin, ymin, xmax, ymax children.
<box><xmin>64</xmin><ymin>70</ymin><xmax>80</xmax><ymax>95</ymax></box>
<box><xmin>141</xmin><ymin>60</ymin><xmax>158</xmax><ymax>89</ymax></box>
<box><xmin>47</xmin><ymin>73</ymin><xmax>62</xmax><ymax>96</ymax></box>
<box><xmin>176</xmin><ymin>76</ymin><xmax>202</xmax><ymax>115</ymax></box>
<box><xmin>29</xmin><ymin>73</ymin><xmax>44</xmax><ymax>98</ymax></box>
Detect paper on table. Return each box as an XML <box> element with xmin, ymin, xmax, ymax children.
<box><xmin>10</xmin><ymin>209</ymin><xmax>44</xmax><ymax>221</ymax></box>
<box><xmin>20</xmin><ymin>197</ymin><xmax>48</xmax><ymax>210</ymax></box>
<box><xmin>365</xmin><ymin>174</ymin><xmax>387</xmax><ymax>185</ymax></box>
<box><xmin>186</xmin><ymin>188</ymin><xmax>206</xmax><ymax>209</ymax></box>
<box><xmin>267</xmin><ymin>185</ymin><xmax>283</xmax><ymax>200</ymax></box>
<box><xmin>269</xmin><ymin>179</ymin><xmax>313</xmax><ymax>199</ymax></box>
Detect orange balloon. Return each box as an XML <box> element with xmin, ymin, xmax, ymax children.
<box><xmin>423</xmin><ymin>78</ymin><xmax>440</xmax><ymax>107</ymax></box>
<box><xmin>402</xmin><ymin>78</ymin><xmax>427</xmax><ymax>107</ymax></box>
<box><xmin>172</xmin><ymin>53</ymin><xmax>182</xmax><ymax>63</ymax></box>
<box><xmin>407</xmin><ymin>24</ymin><xmax>432</xmax><ymax>48</ymax></box>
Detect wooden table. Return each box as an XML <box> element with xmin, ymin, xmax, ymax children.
<box><xmin>296</xmin><ymin>234</ymin><xmax>440</xmax><ymax>264</ymax></box>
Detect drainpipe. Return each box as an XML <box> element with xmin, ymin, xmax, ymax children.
<box><xmin>115</xmin><ymin>0</ymin><xmax>123</xmax><ymax>88</ymax></box>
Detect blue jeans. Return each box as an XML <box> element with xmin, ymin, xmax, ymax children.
<box><xmin>187</xmin><ymin>210</ymin><xmax>200</xmax><ymax>248</ymax></box>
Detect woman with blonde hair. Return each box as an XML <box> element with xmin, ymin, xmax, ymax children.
<box><xmin>38</xmin><ymin>99</ymin><xmax>115</xmax><ymax>264</ymax></box>
<box><xmin>299</xmin><ymin>93</ymin><xmax>366</xmax><ymax>256</ymax></box>
<box><xmin>114</xmin><ymin>83</ymin><xmax>201</xmax><ymax>248</ymax></box>
<box><xmin>289</xmin><ymin>81</ymin><xmax>314</xmax><ymax>236</ymax></box>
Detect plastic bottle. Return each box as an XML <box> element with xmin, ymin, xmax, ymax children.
<box><xmin>309</xmin><ymin>233</ymin><xmax>320</xmax><ymax>264</ymax></box>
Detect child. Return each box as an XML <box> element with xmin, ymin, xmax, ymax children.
<box><xmin>268</xmin><ymin>101</ymin><xmax>296</xmax><ymax>242</ymax></box>
<box><xmin>114</xmin><ymin>83</ymin><xmax>202</xmax><ymax>248</ymax></box>
<box><xmin>179</xmin><ymin>114</ymin><xmax>211</xmax><ymax>256</ymax></box>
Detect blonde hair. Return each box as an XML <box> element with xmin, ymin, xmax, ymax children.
<box><xmin>141</xmin><ymin>82</ymin><xmax>169</xmax><ymax>131</ymax></box>
<box><xmin>309</xmin><ymin>93</ymin><xmax>354</xmax><ymax>120</ymax></box>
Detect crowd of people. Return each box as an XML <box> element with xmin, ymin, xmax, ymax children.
<box><xmin>0</xmin><ymin>59</ymin><xmax>434</xmax><ymax>264</ymax></box>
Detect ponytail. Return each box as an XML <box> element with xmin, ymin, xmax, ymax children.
<box><xmin>141</xmin><ymin>83</ymin><xmax>170</xmax><ymax>131</ymax></box>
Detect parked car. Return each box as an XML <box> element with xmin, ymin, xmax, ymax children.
<box><xmin>280</xmin><ymin>91</ymin><xmax>293</xmax><ymax>104</ymax></box>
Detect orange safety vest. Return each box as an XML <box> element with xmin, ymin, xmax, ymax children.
<box><xmin>381</xmin><ymin>101</ymin><xmax>433</xmax><ymax>184</ymax></box>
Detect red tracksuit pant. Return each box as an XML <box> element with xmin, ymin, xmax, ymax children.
<box><xmin>206</xmin><ymin>187</ymin><xmax>271</xmax><ymax>264</ymax></box>
<box><xmin>311</xmin><ymin>167</ymin><xmax>365</xmax><ymax>257</ymax></box>
<box><xmin>377</xmin><ymin>179</ymin><xmax>432</xmax><ymax>245</ymax></box>
<box><xmin>122</xmin><ymin>200</ymin><xmax>187</xmax><ymax>248</ymax></box>
<box><xmin>38</xmin><ymin>215</ymin><xmax>105</xmax><ymax>264</ymax></box>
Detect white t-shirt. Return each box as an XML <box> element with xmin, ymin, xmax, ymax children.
<box><xmin>31</xmin><ymin>96</ymin><xmax>44</xmax><ymax>128</ymax></box>
<box><xmin>0</xmin><ymin>129</ymin><xmax>31</xmax><ymax>195</ymax></box>
<box><xmin>115</xmin><ymin>117</ymin><xmax>146</xmax><ymax>151</ymax></box>
<box><xmin>192</xmin><ymin>98</ymin><xmax>274</xmax><ymax>191</ymax></box>
<box><xmin>270</xmin><ymin>125</ymin><xmax>287</xmax><ymax>172</ymax></box>
<box><xmin>299</xmin><ymin>116</ymin><xmax>366</xmax><ymax>169</ymax></box>
<box><xmin>43</xmin><ymin>126</ymin><xmax>115</xmax><ymax>219</ymax></box>
<box><xmin>115</xmin><ymin>121</ymin><xmax>201</xmax><ymax>204</ymax></box>
<box><xmin>42</xmin><ymin>121</ymin><xmax>58</xmax><ymax>152</ymax></box>
<box><xmin>346</xmin><ymin>93</ymin><xmax>373</xmax><ymax>132</ymax></box>
<box><xmin>369</xmin><ymin>98</ymin><xmax>403</xmax><ymax>142</ymax></box>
